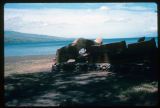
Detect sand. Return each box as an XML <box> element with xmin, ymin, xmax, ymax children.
<box><xmin>4</xmin><ymin>54</ymin><xmax>55</xmax><ymax>77</ymax></box>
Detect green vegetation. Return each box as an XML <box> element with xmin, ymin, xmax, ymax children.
<box><xmin>5</xmin><ymin>71</ymin><xmax>158</xmax><ymax>106</ymax></box>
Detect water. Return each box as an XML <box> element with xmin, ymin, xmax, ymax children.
<box><xmin>5</xmin><ymin>37</ymin><xmax>158</xmax><ymax>57</ymax></box>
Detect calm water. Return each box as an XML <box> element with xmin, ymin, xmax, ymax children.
<box><xmin>5</xmin><ymin>37</ymin><xmax>158</xmax><ymax>57</ymax></box>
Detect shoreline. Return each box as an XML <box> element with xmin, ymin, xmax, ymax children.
<box><xmin>5</xmin><ymin>54</ymin><xmax>55</xmax><ymax>77</ymax></box>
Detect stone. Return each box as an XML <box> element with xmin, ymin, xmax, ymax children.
<box><xmin>138</xmin><ymin>37</ymin><xmax>145</xmax><ymax>42</ymax></box>
<box><xmin>67</xmin><ymin>59</ymin><xmax>75</xmax><ymax>63</ymax></box>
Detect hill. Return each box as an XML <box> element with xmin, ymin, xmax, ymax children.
<box><xmin>4</xmin><ymin>31</ymin><xmax>72</xmax><ymax>44</ymax></box>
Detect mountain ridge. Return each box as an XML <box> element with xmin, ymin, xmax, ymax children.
<box><xmin>5</xmin><ymin>31</ymin><xmax>73</xmax><ymax>44</ymax></box>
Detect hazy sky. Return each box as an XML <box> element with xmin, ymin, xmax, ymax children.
<box><xmin>4</xmin><ymin>3</ymin><xmax>157</xmax><ymax>38</ymax></box>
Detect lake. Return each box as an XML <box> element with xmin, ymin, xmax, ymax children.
<box><xmin>4</xmin><ymin>37</ymin><xmax>158</xmax><ymax>57</ymax></box>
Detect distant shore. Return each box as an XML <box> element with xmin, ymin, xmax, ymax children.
<box><xmin>5</xmin><ymin>54</ymin><xmax>55</xmax><ymax>77</ymax></box>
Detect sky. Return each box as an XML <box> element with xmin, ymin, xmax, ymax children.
<box><xmin>4</xmin><ymin>3</ymin><xmax>157</xmax><ymax>38</ymax></box>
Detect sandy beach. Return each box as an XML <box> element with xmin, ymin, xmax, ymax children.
<box><xmin>5</xmin><ymin>54</ymin><xmax>55</xmax><ymax>77</ymax></box>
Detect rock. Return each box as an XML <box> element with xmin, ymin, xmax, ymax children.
<box><xmin>128</xmin><ymin>37</ymin><xmax>157</xmax><ymax>56</ymax></box>
<box><xmin>138</xmin><ymin>37</ymin><xmax>145</xmax><ymax>42</ymax></box>
<box><xmin>88</xmin><ymin>41</ymin><xmax>127</xmax><ymax>63</ymax></box>
<box><xmin>79</xmin><ymin>48</ymin><xmax>86</xmax><ymax>55</ymax></box>
<box><xmin>103</xmin><ymin>41</ymin><xmax>127</xmax><ymax>53</ymax></box>
<box><xmin>55</xmin><ymin>38</ymin><xmax>97</xmax><ymax>63</ymax></box>
<box><xmin>73</xmin><ymin>38</ymin><xmax>96</xmax><ymax>51</ymax></box>
<box><xmin>67</xmin><ymin>59</ymin><xmax>75</xmax><ymax>63</ymax></box>
<box><xmin>56</xmin><ymin>46</ymin><xmax>78</xmax><ymax>63</ymax></box>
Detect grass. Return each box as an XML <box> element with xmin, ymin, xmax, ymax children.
<box><xmin>5</xmin><ymin>67</ymin><xmax>158</xmax><ymax>106</ymax></box>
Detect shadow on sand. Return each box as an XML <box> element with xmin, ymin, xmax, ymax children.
<box><xmin>5</xmin><ymin>65</ymin><xmax>158</xmax><ymax>107</ymax></box>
